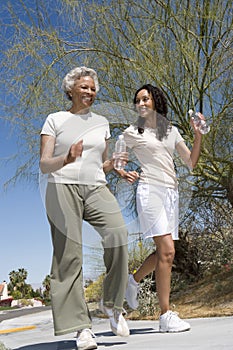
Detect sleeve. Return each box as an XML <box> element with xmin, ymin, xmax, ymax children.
<box><xmin>105</xmin><ymin>123</ymin><xmax>111</xmax><ymax>140</ymax></box>
<box><xmin>40</xmin><ymin>114</ymin><xmax>56</xmax><ymax>137</ymax></box>
<box><xmin>174</xmin><ymin>127</ymin><xmax>184</xmax><ymax>146</ymax></box>
<box><xmin>123</xmin><ymin>126</ymin><xmax>137</xmax><ymax>149</ymax></box>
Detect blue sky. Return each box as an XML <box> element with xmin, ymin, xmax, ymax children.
<box><xmin>0</xmin><ymin>120</ymin><xmax>51</xmax><ymax>286</ymax></box>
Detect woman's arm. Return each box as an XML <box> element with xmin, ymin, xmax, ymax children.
<box><xmin>102</xmin><ymin>140</ymin><xmax>139</xmax><ymax>183</ymax></box>
<box><xmin>102</xmin><ymin>140</ymin><xmax>114</xmax><ymax>173</ymax></box>
<box><xmin>102</xmin><ymin>139</ymin><xmax>128</xmax><ymax>173</ymax></box>
<box><xmin>40</xmin><ymin>134</ymin><xmax>83</xmax><ymax>174</ymax></box>
<box><xmin>176</xmin><ymin>116</ymin><xmax>203</xmax><ymax>170</ymax></box>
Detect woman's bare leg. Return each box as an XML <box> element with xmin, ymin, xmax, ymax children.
<box><xmin>132</xmin><ymin>234</ymin><xmax>175</xmax><ymax>314</ymax></box>
<box><xmin>133</xmin><ymin>251</ymin><xmax>156</xmax><ymax>282</ymax></box>
<box><xmin>153</xmin><ymin>234</ymin><xmax>175</xmax><ymax>314</ymax></box>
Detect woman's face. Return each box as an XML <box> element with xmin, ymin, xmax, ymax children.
<box><xmin>70</xmin><ymin>76</ymin><xmax>97</xmax><ymax>111</ymax></box>
<box><xmin>135</xmin><ymin>89</ymin><xmax>155</xmax><ymax>118</ymax></box>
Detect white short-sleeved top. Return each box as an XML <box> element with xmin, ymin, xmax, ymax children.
<box><xmin>40</xmin><ymin>111</ymin><xmax>110</xmax><ymax>185</ymax></box>
<box><xmin>123</xmin><ymin>125</ymin><xmax>183</xmax><ymax>188</ymax></box>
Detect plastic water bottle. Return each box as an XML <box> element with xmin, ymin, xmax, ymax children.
<box><xmin>113</xmin><ymin>135</ymin><xmax>126</xmax><ymax>170</ymax></box>
<box><xmin>188</xmin><ymin>109</ymin><xmax>210</xmax><ymax>134</ymax></box>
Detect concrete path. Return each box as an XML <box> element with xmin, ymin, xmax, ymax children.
<box><xmin>0</xmin><ymin>308</ymin><xmax>232</xmax><ymax>349</ymax></box>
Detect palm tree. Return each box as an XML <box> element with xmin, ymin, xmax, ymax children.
<box><xmin>9</xmin><ymin>268</ymin><xmax>28</xmax><ymax>298</ymax></box>
<box><xmin>42</xmin><ymin>274</ymin><xmax>51</xmax><ymax>300</ymax></box>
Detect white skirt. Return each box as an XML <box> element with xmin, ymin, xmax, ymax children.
<box><xmin>136</xmin><ymin>183</ymin><xmax>179</xmax><ymax>240</ymax></box>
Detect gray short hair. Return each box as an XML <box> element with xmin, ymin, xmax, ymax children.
<box><xmin>62</xmin><ymin>66</ymin><xmax>100</xmax><ymax>99</ymax></box>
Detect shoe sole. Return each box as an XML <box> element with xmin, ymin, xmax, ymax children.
<box><xmin>159</xmin><ymin>327</ymin><xmax>191</xmax><ymax>333</ymax></box>
<box><xmin>76</xmin><ymin>343</ymin><xmax>97</xmax><ymax>350</ymax></box>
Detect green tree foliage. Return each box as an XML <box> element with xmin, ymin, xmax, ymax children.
<box><xmin>8</xmin><ymin>268</ymin><xmax>33</xmax><ymax>299</ymax></box>
<box><xmin>0</xmin><ymin>0</ymin><xmax>232</xmax><ymax>206</ymax></box>
<box><xmin>42</xmin><ymin>274</ymin><xmax>51</xmax><ymax>300</ymax></box>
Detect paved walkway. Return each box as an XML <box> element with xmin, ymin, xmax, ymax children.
<box><xmin>0</xmin><ymin>308</ymin><xmax>232</xmax><ymax>349</ymax></box>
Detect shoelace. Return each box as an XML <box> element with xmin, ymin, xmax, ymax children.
<box><xmin>167</xmin><ymin>311</ymin><xmax>183</xmax><ymax>323</ymax></box>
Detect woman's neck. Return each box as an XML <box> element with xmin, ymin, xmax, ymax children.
<box><xmin>144</xmin><ymin>114</ymin><xmax>157</xmax><ymax>129</ymax></box>
<box><xmin>69</xmin><ymin>105</ymin><xmax>90</xmax><ymax>115</ymax></box>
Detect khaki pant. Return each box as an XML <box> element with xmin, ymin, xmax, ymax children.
<box><xmin>46</xmin><ymin>183</ymin><xmax>128</xmax><ymax>336</ymax></box>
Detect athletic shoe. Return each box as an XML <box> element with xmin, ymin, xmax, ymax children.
<box><xmin>76</xmin><ymin>328</ymin><xmax>97</xmax><ymax>349</ymax></box>
<box><xmin>159</xmin><ymin>310</ymin><xmax>191</xmax><ymax>332</ymax></box>
<box><xmin>125</xmin><ymin>274</ymin><xmax>139</xmax><ymax>309</ymax></box>
<box><xmin>99</xmin><ymin>300</ymin><xmax>129</xmax><ymax>337</ymax></box>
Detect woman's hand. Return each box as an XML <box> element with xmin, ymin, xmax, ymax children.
<box><xmin>125</xmin><ymin>170</ymin><xmax>140</xmax><ymax>183</ymax></box>
<box><xmin>64</xmin><ymin>140</ymin><xmax>83</xmax><ymax>166</ymax></box>
<box><xmin>112</xmin><ymin>151</ymin><xmax>129</xmax><ymax>169</ymax></box>
<box><xmin>190</xmin><ymin>112</ymin><xmax>205</xmax><ymax>135</ymax></box>
<box><xmin>118</xmin><ymin>170</ymin><xmax>140</xmax><ymax>183</ymax></box>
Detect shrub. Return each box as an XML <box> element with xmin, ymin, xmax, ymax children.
<box><xmin>85</xmin><ymin>274</ymin><xmax>105</xmax><ymax>302</ymax></box>
<box><xmin>11</xmin><ymin>290</ymin><xmax>21</xmax><ymax>300</ymax></box>
<box><xmin>137</xmin><ymin>275</ymin><xmax>159</xmax><ymax>317</ymax></box>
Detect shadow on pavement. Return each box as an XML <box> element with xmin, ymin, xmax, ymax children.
<box><xmin>94</xmin><ymin>327</ymin><xmax>157</xmax><ymax>337</ymax></box>
<box><xmin>13</xmin><ymin>328</ymin><xmax>158</xmax><ymax>349</ymax></box>
<box><xmin>14</xmin><ymin>340</ymin><xmax>76</xmax><ymax>350</ymax></box>
<box><xmin>129</xmin><ymin>327</ymin><xmax>158</xmax><ymax>335</ymax></box>
<box><xmin>14</xmin><ymin>339</ymin><xmax>128</xmax><ymax>350</ymax></box>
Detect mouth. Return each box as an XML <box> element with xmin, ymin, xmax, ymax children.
<box><xmin>82</xmin><ymin>96</ymin><xmax>93</xmax><ymax>103</ymax></box>
<box><xmin>138</xmin><ymin>107</ymin><xmax>149</xmax><ymax>115</ymax></box>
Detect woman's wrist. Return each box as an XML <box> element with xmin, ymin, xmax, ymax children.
<box><xmin>63</xmin><ymin>155</ymin><xmax>68</xmax><ymax>167</ymax></box>
<box><xmin>103</xmin><ymin>159</ymin><xmax>114</xmax><ymax>172</ymax></box>
<box><xmin>194</xmin><ymin>132</ymin><xmax>202</xmax><ymax>142</ymax></box>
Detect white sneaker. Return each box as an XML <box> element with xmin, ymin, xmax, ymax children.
<box><xmin>99</xmin><ymin>300</ymin><xmax>129</xmax><ymax>337</ymax></box>
<box><xmin>76</xmin><ymin>328</ymin><xmax>97</xmax><ymax>349</ymax></box>
<box><xmin>159</xmin><ymin>311</ymin><xmax>191</xmax><ymax>332</ymax></box>
<box><xmin>125</xmin><ymin>274</ymin><xmax>139</xmax><ymax>309</ymax></box>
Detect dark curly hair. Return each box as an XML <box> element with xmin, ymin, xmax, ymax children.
<box><xmin>133</xmin><ymin>84</ymin><xmax>171</xmax><ymax>141</ymax></box>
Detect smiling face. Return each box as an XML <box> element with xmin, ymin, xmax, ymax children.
<box><xmin>70</xmin><ymin>76</ymin><xmax>97</xmax><ymax>113</ymax></box>
<box><xmin>135</xmin><ymin>89</ymin><xmax>155</xmax><ymax>118</ymax></box>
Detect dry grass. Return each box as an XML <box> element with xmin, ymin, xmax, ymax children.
<box><xmin>170</xmin><ymin>270</ymin><xmax>233</xmax><ymax>319</ymax></box>
<box><xmin>89</xmin><ymin>269</ymin><xmax>233</xmax><ymax>320</ymax></box>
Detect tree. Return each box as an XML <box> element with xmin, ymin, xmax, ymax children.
<box><xmin>8</xmin><ymin>268</ymin><xmax>32</xmax><ymax>298</ymax></box>
<box><xmin>1</xmin><ymin>0</ymin><xmax>232</xmax><ymax>209</ymax></box>
<box><xmin>85</xmin><ymin>0</ymin><xmax>233</xmax><ymax>207</ymax></box>
<box><xmin>42</xmin><ymin>274</ymin><xmax>51</xmax><ymax>300</ymax></box>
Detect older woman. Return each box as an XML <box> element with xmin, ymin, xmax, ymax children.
<box><xmin>40</xmin><ymin>67</ymin><xmax>129</xmax><ymax>349</ymax></box>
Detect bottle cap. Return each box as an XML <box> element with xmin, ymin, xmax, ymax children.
<box><xmin>118</xmin><ymin>135</ymin><xmax>124</xmax><ymax>140</ymax></box>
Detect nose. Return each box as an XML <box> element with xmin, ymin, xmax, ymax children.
<box><xmin>139</xmin><ymin>99</ymin><xmax>146</xmax><ymax>106</ymax></box>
